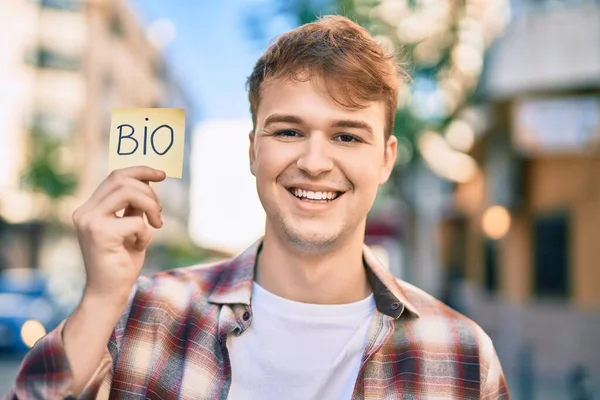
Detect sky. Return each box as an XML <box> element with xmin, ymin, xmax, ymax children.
<box><xmin>128</xmin><ymin>0</ymin><xmax>294</xmax><ymax>123</ymax></box>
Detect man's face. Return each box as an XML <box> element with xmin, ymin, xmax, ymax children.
<box><xmin>250</xmin><ymin>78</ymin><xmax>397</xmax><ymax>252</ymax></box>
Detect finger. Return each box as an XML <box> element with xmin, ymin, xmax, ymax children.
<box><xmin>107</xmin><ymin>216</ymin><xmax>153</xmax><ymax>252</ymax></box>
<box><xmin>87</xmin><ymin>167</ymin><xmax>165</xmax><ymax>209</ymax></box>
<box><xmin>115</xmin><ymin>166</ymin><xmax>166</xmax><ymax>182</ymax></box>
<box><xmin>96</xmin><ymin>186</ymin><xmax>162</xmax><ymax>229</ymax></box>
<box><xmin>122</xmin><ymin>180</ymin><xmax>161</xmax><ymax>219</ymax></box>
<box><xmin>134</xmin><ymin>223</ymin><xmax>153</xmax><ymax>251</ymax></box>
<box><xmin>85</xmin><ymin>176</ymin><xmax>162</xmax><ymax>217</ymax></box>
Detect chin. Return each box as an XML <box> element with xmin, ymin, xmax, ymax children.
<box><xmin>266</xmin><ymin>212</ymin><xmax>349</xmax><ymax>253</ymax></box>
<box><xmin>282</xmin><ymin>227</ymin><xmax>342</xmax><ymax>253</ymax></box>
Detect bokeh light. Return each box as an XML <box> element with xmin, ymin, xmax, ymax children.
<box><xmin>482</xmin><ymin>205</ymin><xmax>511</xmax><ymax>240</ymax></box>
<box><xmin>20</xmin><ymin>320</ymin><xmax>46</xmax><ymax>349</ymax></box>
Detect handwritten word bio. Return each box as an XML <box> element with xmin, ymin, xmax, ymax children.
<box><xmin>109</xmin><ymin>108</ymin><xmax>185</xmax><ymax>178</ymax></box>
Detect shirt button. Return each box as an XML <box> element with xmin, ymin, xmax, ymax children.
<box><xmin>242</xmin><ymin>311</ymin><xmax>251</xmax><ymax>321</ymax></box>
<box><xmin>390</xmin><ymin>302</ymin><xmax>401</xmax><ymax>311</ymax></box>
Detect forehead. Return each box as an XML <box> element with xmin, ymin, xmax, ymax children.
<box><xmin>256</xmin><ymin>78</ymin><xmax>386</xmax><ymax>130</ymax></box>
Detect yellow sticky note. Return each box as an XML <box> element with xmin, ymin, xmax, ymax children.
<box><xmin>109</xmin><ymin>108</ymin><xmax>185</xmax><ymax>178</ymax></box>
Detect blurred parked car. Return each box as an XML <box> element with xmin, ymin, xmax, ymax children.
<box><xmin>0</xmin><ymin>268</ymin><xmax>68</xmax><ymax>354</ymax></box>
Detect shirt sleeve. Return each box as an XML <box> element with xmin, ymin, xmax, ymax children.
<box><xmin>3</xmin><ymin>289</ymin><xmax>136</xmax><ymax>400</ymax></box>
<box><xmin>1</xmin><ymin>320</ymin><xmax>109</xmax><ymax>400</ymax></box>
<box><xmin>479</xmin><ymin>333</ymin><xmax>510</xmax><ymax>399</ymax></box>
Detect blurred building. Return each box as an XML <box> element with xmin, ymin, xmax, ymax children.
<box><xmin>0</xmin><ymin>0</ymin><xmax>195</xmax><ymax>277</ymax></box>
<box><xmin>434</xmin><ymin>0</ymin><xmax>600</xmax><ymax>397</ymax></box>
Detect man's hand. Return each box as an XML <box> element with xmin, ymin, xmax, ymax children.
<box><xmin>73</xmin><ymin>166</ymin><xmax>166</xmax><ymax>304</ymax></box>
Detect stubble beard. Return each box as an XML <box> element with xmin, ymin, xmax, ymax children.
<box><xmin>274</xmin><ymin>213</ymin><xmax>345</xmax><ymax>256</ymax></box>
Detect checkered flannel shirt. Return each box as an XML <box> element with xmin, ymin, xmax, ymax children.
<box><xmin>5</xmin><ymin>241</ymin><xmax>508</xmax><ymax>399</ymax></box>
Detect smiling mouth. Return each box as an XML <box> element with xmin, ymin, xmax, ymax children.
<box><xmin>288</xmin><ymin>187</ymin><xmax>343</xmax><ymax>202</ymax></box>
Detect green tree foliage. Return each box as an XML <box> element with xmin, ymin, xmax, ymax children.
<box><xmin>21</xmin><ymin>128</ymin><xmax>78</xmax><ymax>202</ymax></box>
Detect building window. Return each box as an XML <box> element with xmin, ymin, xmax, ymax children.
<box><xmin>25</xmin><ymin>48</ymin><xmax>81</xmax><ymax>70</ymax></box>
<box><xmin>483</xmin><ymin>239</ymin><xmax>498</xmax><ymax>294</ymax></box>
<box><xmin>26</xmin><ymin>112</ymin><xmax>76</xmax><ymax>139</ymax></box>
<box><xmin>37</xmin><ymin>0</ymin><xmax>83</xmax><ymax>11</ymax></box>
<box><xmin>533</xmin><ymin>212</ymin><xmax>569</xmax><ymax>297</ymax></box>
<box><xmin>110</xmin><ymin>15</ymin><xmax>125</xmax><ymax>37</ymax></box>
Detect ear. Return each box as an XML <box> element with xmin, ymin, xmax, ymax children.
<box><xmin>379</xmin><ymin>135</ymin><xmax>397</xmax><ymax>185</ymax></box>
<box><xmin>249</xmin><ymin>131</ymin><xmax>256</xmax><ymax>176</ymax></box>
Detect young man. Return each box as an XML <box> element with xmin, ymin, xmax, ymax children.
<box><xmin>6</xmin><ymin>16</ymin><xmax>508</xmax><ymax>400</ymax></box>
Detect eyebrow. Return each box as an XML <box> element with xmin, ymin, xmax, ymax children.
<box><xmin>263</xmin><ymin>114</ymin><xmax>304</xmax><ymax>128</ymax></box>
<box><xmin>263</xmin><ymin>114</ymin><xmax>374</xmax><ymax>137</ymax></box>
<box><xmin>331</xmin><ymin>119</ymin><xmax>373</xmax><ymax>137</ymax></box>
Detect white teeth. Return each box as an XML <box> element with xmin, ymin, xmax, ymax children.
<box><xmin>292</xmin><ymin>188</ymin><xmax>338</xmax><ymax>201</ymax></box>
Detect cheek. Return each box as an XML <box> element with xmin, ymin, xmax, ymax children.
<box><xmin>253</xmin><ymin>146</ymin><xmax>289</xmax><ymax>188</ymax></box>
<box><xmin>343</xmin><ymin>155</ymin><xmax>382</xmax><ymax>192</ymax></box>
<box><xmin>254</xmin><ymin>143</ymin><xmax>298</xmax><ymax>178</ymax></box>
<box><xmin>253</xmin><ymin>145</ymin><xmax>275</xmax><ymax>175</ymax></box>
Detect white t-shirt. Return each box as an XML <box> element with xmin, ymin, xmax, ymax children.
<box><xmin>227</xmin><ymin>282</ymin><xmax>375</xmax><ymax>400</ymax></box>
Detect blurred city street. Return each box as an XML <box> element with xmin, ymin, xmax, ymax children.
<box><xmin>0</xmin><ymin>357</ymin><xmax>20</xmax><ymax>395</ymax></box>
<box><xmin>1</xmin><ymin>0</ymin><xmax>600</xmax><ymax>398</ymax></box>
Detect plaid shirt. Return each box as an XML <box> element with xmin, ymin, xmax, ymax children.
<box><xmin>5</xmin><ymin>241</ymin><xmax>508</xmax><ymax>399</ymax></box>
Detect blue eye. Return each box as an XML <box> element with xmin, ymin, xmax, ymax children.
<box><xmin>275</xmin><ymin>130</ymin><xmax>301</xmax><ymax>137</ymax></box>
<box><xmin>336</xmin><ymin>134</ymin><xmax>360</xmax><ymax>143</ymax></box>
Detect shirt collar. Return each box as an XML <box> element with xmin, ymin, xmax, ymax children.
<box><xmin>208</xmin><ymin>239</ymin><xmax>419</xmax><ymax>319</ymax></box>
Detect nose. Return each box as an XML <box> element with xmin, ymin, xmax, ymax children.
<box><xmin>296</xmin><ymin>135</ymin><xmax>334</xmax><ymax>177</ymax></box>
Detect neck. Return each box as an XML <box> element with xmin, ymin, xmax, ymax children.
<box><xmin>255</xmin><ymin>224</ymin><xmax>371</xmax><ymax>305</ymax></box>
